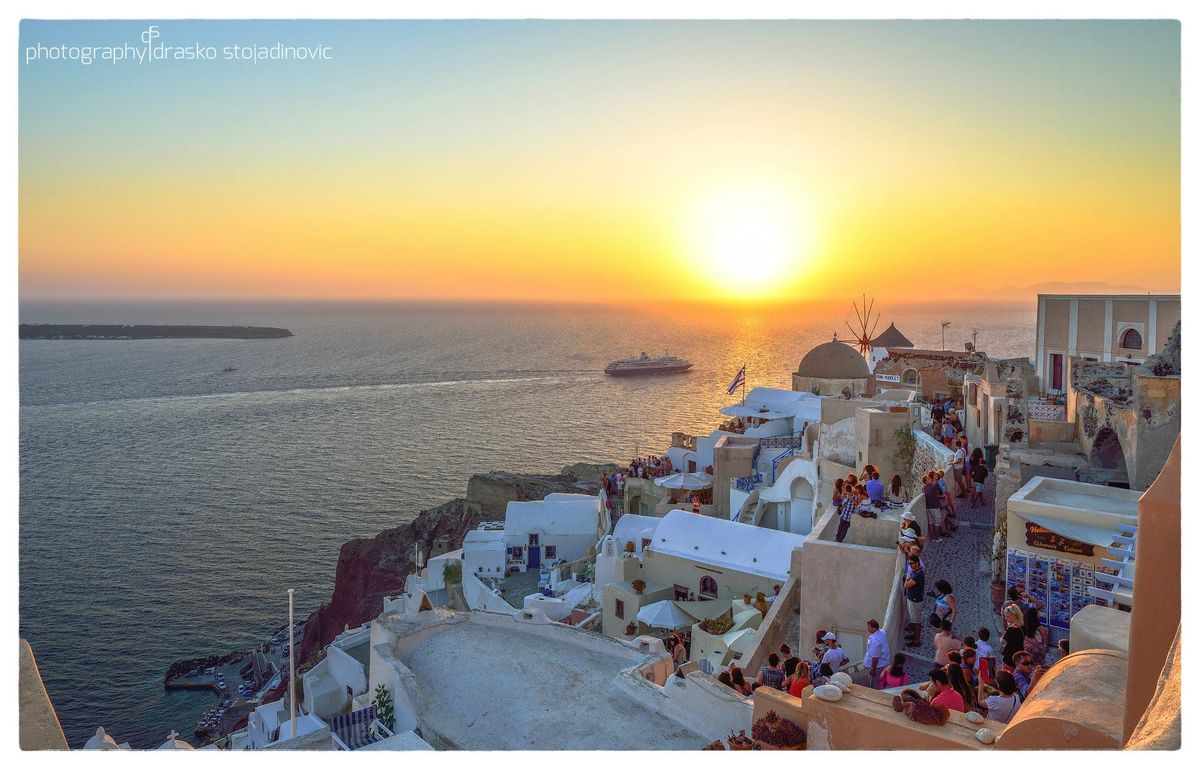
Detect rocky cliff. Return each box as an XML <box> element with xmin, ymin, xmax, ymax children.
<box><xmin>298</xmin><ymin>464</ymin><xmax>616</xmax><ymax>662</ymax></box>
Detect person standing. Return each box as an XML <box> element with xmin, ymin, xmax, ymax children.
<box><xmin>970</xmin><ymin>453</ymin><xmax>989</xmax><ymax>507</ymax></box>
<box><xmin>834</xmin><ymin>485</ymin><xmax>856</xmax><ymax>543</ymax></box>
<box><xmin>863</xmin><ymin>619</ymin><xmax>890</xmax><ymax>688</ymax></box>
<box><xmin>951</xmin><ymin>438</ymin><xmax>969</xmax><ymax>497</ymax></box>
<box><xmin>933</xmin><ymin>620</ymin><xmax>962</xmax><ymax>666</ymax></box>
<box><xmin>820</xmin><ymin>632</ymin><xmax>849</xmax><ymax>671</ymax></box>
<box><xmin>904</xmin><ymin>554</ymin><xmax>926</xmax><ymax>647</ymax></box>
<box><xmin>931</xmin><ymin>579</ymin><xmax>958</xmax><ymax>629</ymax></box>
<box><xmin>922</xmin><ymin>473</ymin><xmax>944</xmax><ymax>542</ymax></box>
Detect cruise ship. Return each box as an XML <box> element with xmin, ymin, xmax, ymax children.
<box><xmin>603</xmin><ymin>352</ymin><xmax>693</xmax><ymax>376</ymax></box>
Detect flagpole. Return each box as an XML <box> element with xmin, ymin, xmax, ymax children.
<box><xmin>288</xmin><ymin>589</ymin><xmax>296</xmax><ymax>740</ymax></box>
<box><xmin>741</xmin><ymin>363</ymin><xmax>747</xmax><ymax>405</ymax></box>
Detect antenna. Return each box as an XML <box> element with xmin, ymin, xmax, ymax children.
<box><xmin>845</xmin><ymin>294</ymin><xmax>880</xmax><ymax>357</ymax></box>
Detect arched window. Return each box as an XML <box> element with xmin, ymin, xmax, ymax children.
<box><xmin>902</xmin><ymin>368</ymin><xmax>920</xmax><ymax>386</ymax></box>
<box><xmin>699</xmin><ymin>575</ymin><xmax>718</xmax><ymax>599</ymax></box>
<box><xmin>1120</xmin><ymin>328</ymin><xmax>1143</xmax><ymax>350</ymax></box>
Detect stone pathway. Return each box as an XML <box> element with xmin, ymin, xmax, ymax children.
<box><xmin>906</xmin><ymin>472</ymin><xmax>1001</xmax><ymax>663</ymax></box>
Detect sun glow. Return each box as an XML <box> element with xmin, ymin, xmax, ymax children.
<box><xmin>682</xmin><ymin>184</ymin><xmax>815</xmax><ymax>300</ymax></box>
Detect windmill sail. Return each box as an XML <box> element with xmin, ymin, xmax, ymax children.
<box><xmin>845</xmin><ymin>294</ymin><xmax>880</xmax><ymax>356</ymax></box>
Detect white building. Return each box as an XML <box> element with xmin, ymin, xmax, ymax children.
<box><xmin>867</xmin><ymin>322</ymin><xmax>915</xmax><ymax>373</ymax></box>
<box><xmin>601</xmin><ymin>510</ymin><xmax>805</xmax><ymax>639</ymax></box>
<box><xmin>462</xmin><ymin>522</ymin><xmax>506</xmax><ymax>578</ymax></box>
<box><xmin>504</xmin><ymin>497</ymin><xmax>602</xmax><ymax>572</ymax></box>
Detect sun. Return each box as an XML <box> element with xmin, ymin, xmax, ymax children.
<box><xmin>681</xmin><ymin>184</ymin><xmax>814</xmax><ymax>300</ymax></box>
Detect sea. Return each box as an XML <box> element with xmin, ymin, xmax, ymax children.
<box><xmin>18</xmin><ymin>298</ymin><xmax>1036</xmax><ymax>748</ymax></box>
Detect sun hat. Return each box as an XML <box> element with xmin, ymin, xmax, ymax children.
<box><xmin>901</xmin><ymin>511</ymin><xmax>916</xmax><ymax>521</ymax></box>
<box><xmin>821</xmin><ymin>632</ymin><xmax>837</xmax><ymax>641</ymax></box>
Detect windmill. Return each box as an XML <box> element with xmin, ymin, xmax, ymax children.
<box><xmin>845</xmin><ymin>294</ymin><xmax>881</xmax><ymax>357</ymax></box>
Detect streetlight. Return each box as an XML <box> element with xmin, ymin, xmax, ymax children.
<box><xmin>941</xmin><ymin>321</ymin><xmax>951</xmax><ymax>351</ymax></box>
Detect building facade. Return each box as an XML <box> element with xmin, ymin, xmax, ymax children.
<box><xmin>1035</xmin><ymin>294</ymin><xmax>1180</xmax><ymax>396</ymax></box>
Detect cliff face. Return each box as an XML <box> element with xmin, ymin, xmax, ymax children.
<box><xmin>298</xmin><ymin>465</ymin><xmax>613</xmax><ymax>662</ymax></box>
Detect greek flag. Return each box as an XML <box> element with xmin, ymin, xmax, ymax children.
<box><xmin>726</xmin><ymin>366</ymin><xmax>746</xmax><ymax>394</ymax></box>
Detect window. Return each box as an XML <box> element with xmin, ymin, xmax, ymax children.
<box><xmin>699</xmin><ymin>575</ymin><xmax>718</xmax><ymax>599</ymax></box>
<box><xmin>673</xmin><ymin>584</ymin><xmax>689</xmax><ymax>601</ymax></box>
<box><xmin>528</xmin><ymin>533</ymin><xmax>539</xmax><ymax>546</ymax></box>
<box><xmin>615</xmin><ymin>599</ymin><xmax>624</xmax><ymax>620</ymax></box>
<box><xmin>545</xmin><ymin>545</ymin><xmax>557</xmax><ymax>559</ymax></box>
<box><xmin>969</xmin><ymin>384</ymin><xmax>978</xmax><ymax>407</ymax></box>
<box><xmin>1120</xmin><ymin>328</ymin><xmax>1143</xmax><ymax>350</ymax></box>
<box><xmin>902</xmin><ymin>368</ymin><xmax>920</xmax><ymax>386</ymax></box>
<box><xmin>511</xmin><ymin>546</ymin><xmax>523</xmax><ymax>560</ymax></box>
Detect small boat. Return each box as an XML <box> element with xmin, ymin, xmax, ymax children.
<box><xmin>604</xmin><ymin>352</ymin><xmax>693</xmax><ymax>377</ymax></box>
<box><xmin>222</xmin><ymin>366</ymin><xmax>237</xmax><ymax>373</ymax></box>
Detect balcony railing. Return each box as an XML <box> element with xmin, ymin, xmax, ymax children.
<box><xmin>758</xmin><ymin>436</ymin><xmax>806</xmax><ymax>450</ymax></box>
<box><xmin>671</xmin><ymin>432</ymin><xmax>696</xmax><ymax>450</ymax></box>
<box><xmin>732</xmin><ymin>473</ymin><xmax>763</xmax><ymax>493</ymax></box>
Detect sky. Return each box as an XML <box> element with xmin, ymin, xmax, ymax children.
<box><xmin>18</xmin><ymin>20</ymin><xmax>1181</xmax><ymax>304</ymax></box>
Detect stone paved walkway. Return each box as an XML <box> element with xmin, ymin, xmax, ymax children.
<box><xmin>906</xmin><ymin>472</ymin><xmax>1001</xmax><ymax>663</ymax></box>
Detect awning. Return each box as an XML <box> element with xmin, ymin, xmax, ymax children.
<box><xmin>1020</xmin><ymin>513</ymin><xmax>1121</xmax><ymax>549</ymax></box>
<box><xmin>719</xmin><ymin>404</ymin><xmax>790</xmax><ymax>421</ymax></box>
<box><xmin>654</xmin><ymin>472</ymin><xmax>714</xmax><ymax>490</ymax></box>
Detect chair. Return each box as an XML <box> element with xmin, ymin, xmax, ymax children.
<box><xmin>329</xmin><ymin>704</ymin><xmax>394</xmax><ymax>750</ymax></box>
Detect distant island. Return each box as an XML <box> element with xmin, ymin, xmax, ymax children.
<box><xmin>19</xmin><ymin>324</ymin><xmax>294</xmax><ymax>340</ymax></box>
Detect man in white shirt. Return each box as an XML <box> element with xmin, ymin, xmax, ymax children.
<box><xmin>820</xmin><ymin>631</ymin><xmax>849</xmax><ymax>671</ymax></box>
<box><xmin>863</xmin><ymin>619</ymin><xmax>890</xmax><ymax>688</ymax></box>
<box><xmin>950</xmin><ymin>440</ymin><xmax>969</xmax><ymax>497</ymax></box>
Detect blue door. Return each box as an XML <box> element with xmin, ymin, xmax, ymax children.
<box><xmin>528</xmin><ymin>546</ymin><xmax>541</xmax><ymax>568</ymax></box>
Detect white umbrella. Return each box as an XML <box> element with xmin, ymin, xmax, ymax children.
<box><xmin>654</xmin><ymin>472</ymin><xmax>714</xmax><ymax>491</ymax></box>
<box><xmin>636</xmin><ymin>600</ymin><xmax>697</xmax><ymax>630</ymax></box>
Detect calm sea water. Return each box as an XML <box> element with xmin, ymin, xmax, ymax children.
<box><xmin>18</xmin><ymin>299</ymin><xmax>1034</xmax><ymax>747</ymax></box>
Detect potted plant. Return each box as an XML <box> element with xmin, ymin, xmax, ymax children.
<box><xmin>752</xmin><ymin>710</ymin><xmax>807</xmax><ymax>750</ymax></box>
<box><xmin>727</xmin><ymin>730</ymin><xmax>754</xmax><ymax>750</ymax></box>
<box><xmin>631</xmin><ymin>579</ymin><xmax>646</xmax><ymax>595</ymax></box>
<box><xmin>372</xmin><ymin>684</ymin><xmax>395</xmax><ymax>731</ymax></box>
<box><xmin>989</xmin><ymin>518</ymin><xmax>1008</xmax><ymax>613</ymax></box>
<box><xmin>702</xmin><ymin>739</ymin><xmax>726</xmax><ymax>750</ymax></box>
<box><xmin>699</xmin><ymin>614</ymin><xmax>734</xmax><ymax>635</ymax></box>
<box><xmin>625</xmin><ymin>622</ymin><xmax>637</xmax><ymax>636</ymax></box>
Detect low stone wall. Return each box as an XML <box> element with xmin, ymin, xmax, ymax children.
<box><xmin>614</xmin><ymin>668</ymin><xmax>752</xmax><ymax>742</ymax></box>
<box><xmin>752</xmin><ymin>685</ymin><xmax>998</xmax><ymax>750</ymax></box>
<box><xmin>1028</xmin><ymin>419</ymin><xmax>1076</xmax><ymax>445</ymax></box>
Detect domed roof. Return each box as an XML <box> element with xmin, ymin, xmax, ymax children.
<box><xmin>796</xmin><ymin>339</ymin><xmax>870</xmax><ymax>379</ymax></box>
<box><xmin>871</xmin><ymin>322</ymin><xmax>914</xmax><ymax>348</ymax></box>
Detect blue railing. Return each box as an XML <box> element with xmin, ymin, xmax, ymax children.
<box><xmin>770</xmin><ymin>447</ymin><xmax>796</xmax><ymax>483</ymax></box>
<box><xmin>758</xmin><ymin>436</ymin><xmax>806</xmax><ymax>450</ymax></box>
<box><xmin>733</xmin><ymin>473</ymin><xmax>763</xmax><ymax>493</ymax></box>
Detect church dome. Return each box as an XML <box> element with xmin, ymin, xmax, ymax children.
<box><xmin>796</xmin><ymin>340</ymin><xmax>870</xmax><ymax>379</ymax></box>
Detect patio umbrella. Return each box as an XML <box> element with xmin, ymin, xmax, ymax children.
<box><xmin>653</xmin><ymin>472</ymin><xmax>714</xmax><ymax>491</ymax></box>
<box><xmin>636</xmin><ymin>599</ymin><xmax>697</xmax><ymax>630</ymax></box>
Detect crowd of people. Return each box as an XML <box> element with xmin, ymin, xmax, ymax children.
<box><xmin>625</xmin><ymin>455</ymin><xmax>673</xmax><ymax>480</ymax></box>
<box><xmin>831</xmin><ymin>464</ymin><xmax>908</xmax><ymax>543</ymax></box>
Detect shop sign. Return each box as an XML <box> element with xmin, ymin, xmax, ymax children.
<box><xmin>1025</xmin><ymin>522</ymin><xmax>1094</xmax><ymax>557</ymax></box>
<box><xmin>875</xmin><ymin>373</ymin><xmax>901</xmax><ymax>383</ymax></box>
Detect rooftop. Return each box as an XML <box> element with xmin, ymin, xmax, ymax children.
<box><xmin>399</xmin><ymin>615</ymin><xmax>704</xmax><ymax>749</ymax></box>
<box><xmin>650</xmin><ymin>509</ymin><xmax>805</xmax><ymax>581</ymax></box>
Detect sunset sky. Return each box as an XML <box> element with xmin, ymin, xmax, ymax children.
<box><xmin>19</xmin><ymin>20</ymin><xmax>1181</xmax><ymax>303</ymax></box>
